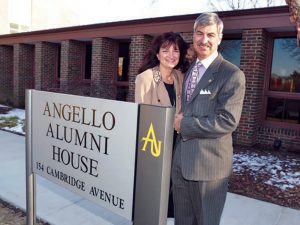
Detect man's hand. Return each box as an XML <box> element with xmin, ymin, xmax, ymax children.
<box><xmin>174</xmin><ymin>113</ymin><xmax>183</xmax><ymax>133</ymax></box>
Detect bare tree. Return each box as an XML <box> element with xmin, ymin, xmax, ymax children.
<box><xmin>266</xmin><ymin>0</ymin><xmax>275</xmax><ymax>6</ymax></box>
<box><xmin>250</xmin><ymin>0</ymin><xmax>259</xmax><ymax>7</ymax></box>
<box><xmin>209</xmin><ymin>0</ymin><xmax>286</xmax><ymax>11</ymax></box>
<box><xmin>149</xmin><ymin>0</ymin><xmax>159</xmax><ymax>5</ymax></box>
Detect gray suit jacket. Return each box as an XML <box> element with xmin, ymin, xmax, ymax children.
<box><xmin>178</xmin><ymin>54</ymin><xmax>245</xmax><ymax>181</ymax></box>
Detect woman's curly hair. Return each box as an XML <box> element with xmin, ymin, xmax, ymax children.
<box><xmin>138</xmin><ymin>32</ymin><xmax>188</xmax><ymax>74</ymax></box>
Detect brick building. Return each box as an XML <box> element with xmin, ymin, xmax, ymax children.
<box><xmin>0</xmin><ymin>6</ymin><xmax>299</xmax><ymax>151</ymax></box>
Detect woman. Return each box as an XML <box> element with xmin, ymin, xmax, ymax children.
<box><xmin>135</xmin><ymin>32</ymin><xmax>188</xmax><ymax>218</ymax></box>
<box><xmin>135</xmin><ymin>32</ymin><xmax>188</xmax><ymax>114</ymax></box>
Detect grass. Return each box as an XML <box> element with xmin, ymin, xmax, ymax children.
<box><xmin>0</xmin><ymin>106</ymin><xmax>26</xmax><ymax>134</ymax></box>
<box><xmin>0</xmin><ymin>116</ymin><xmax>19</xmax><ymax>128</ymax></box>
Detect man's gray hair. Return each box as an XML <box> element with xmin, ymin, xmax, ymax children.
<box><xmin>193</xmin><ymin>12</ymin><xmax>224</xmax><ymax>36</ymax></box>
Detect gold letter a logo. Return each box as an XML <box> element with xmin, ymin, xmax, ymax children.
<box><xmin>141</xmin><ymin>123</ymin><xmax>162</xmax><ymax>157</ymax></box>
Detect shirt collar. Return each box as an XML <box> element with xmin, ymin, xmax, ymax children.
<box><xmin>197</xmin><ymin>51</ymin><xmax>218</xmax><ymax>69</ymax></box>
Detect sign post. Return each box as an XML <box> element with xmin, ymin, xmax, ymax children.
<box><xmin>26</xmin><ymin>89</ymin><xmax>138</xmax><ymax>221</ymax></box>
<box><xmin>134</xmin><ymin>104</ymin><xmax>175</xmax><ymax>225</ymax></box>
<box><xmin>25</xmin><ymin>90</ymin><xmax>36</xmax><ymax>225</ymax></box>
<box><xmin>25</xmin><ymin>90</ymin><xmax>175</xmax><ymax>225</ymax></box>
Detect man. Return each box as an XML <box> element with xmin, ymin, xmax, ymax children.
<box><xmin>173</xmin><ymin>12</ymin><xmax>245</xmax><ymax>225</ymax></box>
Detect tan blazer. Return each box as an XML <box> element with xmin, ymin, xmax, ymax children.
<box><xmin>135</xmin><ymin>67</ymin><xmax>183</xmax><ymax>114</ymax></box>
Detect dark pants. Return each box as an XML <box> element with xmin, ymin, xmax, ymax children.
<box><xmin>171</xmin><ymin>147</ymin><xmax>228</xmax><ymax>225</ymax></box>
<box><xmin>168</xmin><ymin>180</ymin><xmax>174</xmax><ymax>217</ymax></box>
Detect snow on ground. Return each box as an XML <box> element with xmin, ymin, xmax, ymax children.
<box><xmin>233</xmin><ymin>152</ymin><xmax>300</xmax><ymax>190</ymax></box>
<box><xmin>0</xmin><ymin>105</ymin><xmax>300</xmax><ymax>191</ymax></box>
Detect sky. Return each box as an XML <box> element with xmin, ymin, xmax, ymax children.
<box><xmin>68</xmin><ymin>0</ymin><xmax>212</xmax><ymax>25</ymax></box>
<box><xmin>4</xmin><ymin>0</ymin><xmax>287</xmax><ymax>33</ymax></box>
<box><xmin>67</xmin><ymin>0</ymin><xmax>287</xmax><ymax>25</ymax></box>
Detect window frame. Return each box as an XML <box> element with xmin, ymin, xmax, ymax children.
<box><xmin>262</xmin><ymin>32</ymin><xmax>300</xmax><ymax>130</ymax></box>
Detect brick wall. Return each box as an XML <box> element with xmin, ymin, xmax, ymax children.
<box><xmin>180</xmin><ymin>32</ymin><xmax>193</xmax><ymax>43</ymax></box>
<box><xmin>13</xmin><ymin>43</ymin><xmax>35</xmax><ymax>107</ymax></box>
<box><xmin>60</xmin><ymin>40</ymin><xmax>84</xmax><ymax>93</ymax></box>
<box><xmin>127</xmin><ymin>35</ymin><xmax>153</xmax><ymax>102</ymax></box>
<box><xmin>258</xmin><ymin>126</ymin><xmax>300</xmax><ymax>151</ymax></box>
<box><xmin>0</xmin><ymin>45</ymin><xmax>13</xmax><ymax>105</ymax></box>
<box><xmin>35</xmin><ymin>42</ymin><xmax>59</xmax><ymax>91</ymax></box>
<box><xmin>234</xmin><ymin>29</ymin><xmax>268</xmax><ymax>146</ymax></box>
<box><xmin>91</xmin><ymin>37</ymin><xmax>118</xmax><ymax>99</ymax></box>
<box><xmin>91</xmin><ymin>38</ymin><xmax>119</xmax><ymax>99</ymax></box>
<box><xmin>0</xmin><ymin>28</ymin><xmax>299</xmax><ymax>152</ymax></box>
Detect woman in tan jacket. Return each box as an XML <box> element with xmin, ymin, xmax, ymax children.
<box><xmin>135</xmin><ymin>32</ymin><xmax>188</xmax><ymax>115</ymax></box>
<box><xmin>135</xmin><ymin>32</ymin><xmax>188</xmax><ymax>218</ymax></box>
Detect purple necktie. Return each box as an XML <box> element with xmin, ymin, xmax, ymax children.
<box><xmin>186</xmin><ymin>61</ymin><xmax>203</xmax><ymax>101</ymax></box>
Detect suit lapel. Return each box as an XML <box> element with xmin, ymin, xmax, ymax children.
<box><xmin>188</xmin><ymin>54</ymin><xmax>223</xmax><ymax>103</ymax></box>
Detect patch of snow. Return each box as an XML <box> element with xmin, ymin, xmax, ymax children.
<box><xmin>0</xmin><ymin>104</ymin><xmax>10</xmax><ymax>108</ymax></box>
<box><xmin>233</xmin><ymin>152</ymin><xmax>300</xmax><ymax>190</ymax></box>
<box><xmin>0</xmin><ymin>108</ymin><xmax>25</xmax><ymax>120</ymax></box>
<box><xmin>0</xmin><ymin>107</ymin><xmax>25</xmax><ymax>135</ymax></box>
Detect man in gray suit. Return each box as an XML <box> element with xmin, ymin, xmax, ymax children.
<box><xmin>173</xmin><ymin>12</ymin><xmax>245</xmax><ymax>225</ymax></box>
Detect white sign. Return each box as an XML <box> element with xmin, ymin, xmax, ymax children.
<box><xmin>31</xmin><ymin>90</ymin><xmax>138</xmax><ymax>220</ymax></box>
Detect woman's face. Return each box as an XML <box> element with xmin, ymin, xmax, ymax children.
<box><xmin>156</xmin><ymin>43</ymin><xmax>180</xmax><ymax>69</ymax></box>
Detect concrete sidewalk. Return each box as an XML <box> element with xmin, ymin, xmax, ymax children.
<box><xmin>0</xmin><ymin>130</ymin><xmax>299</xmax><ymax>225</ymax></box>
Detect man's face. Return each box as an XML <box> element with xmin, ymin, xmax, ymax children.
<box><xmin>193</xmin><ymin>24</ymin><xmax>222</xmax><ymax>60</ymax></box>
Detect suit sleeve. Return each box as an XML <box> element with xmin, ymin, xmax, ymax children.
<box><xmin>135</xmin><ymin>74</ymin><xmax>152</xmax><ymax>104</ymax></box>
<box><xmin>181</xmin><ymin>69</ymin><xmax>245</xmax><ymax>139</ymax></box>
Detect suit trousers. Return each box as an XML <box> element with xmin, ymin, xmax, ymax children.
<box><xmin>171</xmin><ymin>145</ymin><xmax>228</xmax><ymax>225</ymax></box>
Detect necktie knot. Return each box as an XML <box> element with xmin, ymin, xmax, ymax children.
<box><xmin>196</xmin><ymin>61</ymin><xmax>202</xmax><ymax>70</ymax></box>
<box><xmin>192</xmin><ymin>61</ymin><xmax>201</xmax><ymax>74</ymax></box>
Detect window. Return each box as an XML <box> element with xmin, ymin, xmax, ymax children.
<box><xmin>9</xmin><ymin>23</ymin><xmax>29</xmax><ymax>33</ymax></box>
<box><xmin>266</xmin><ymin>98</ymin><xmax>300</xmax><ymax>124</ymax></box>
<box><xmin>115</xmin><ymin>42</ymin><xmax>130</xmax><ymax>101</ymax></box>
<box><xmin>270</xmin><ymin>38</ymin><xmax>300</xmax><ymax>93</ymax></box>
<box><xmin>265</xmin><ymin>37</ymin><xmax>300</xmax><ymax>125</ymax></box>
<box><xmin>117</xmin><ymin>43</ymin><xmax>129</xmax><ymax>82</ymax></box>
<box><xmin>56</xmin><ymin>44</ymin><xmax>61</xmax><ymax>79</ymax></box>
<box><xmin>84</xmin><ymin>43</ymin><xmax>92</xmax><ymax>80</ymax></box>
<box><xmin>219</xmin><ymin>39</ymin><xmax>241</xmax><ymax>67</ymax></box>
